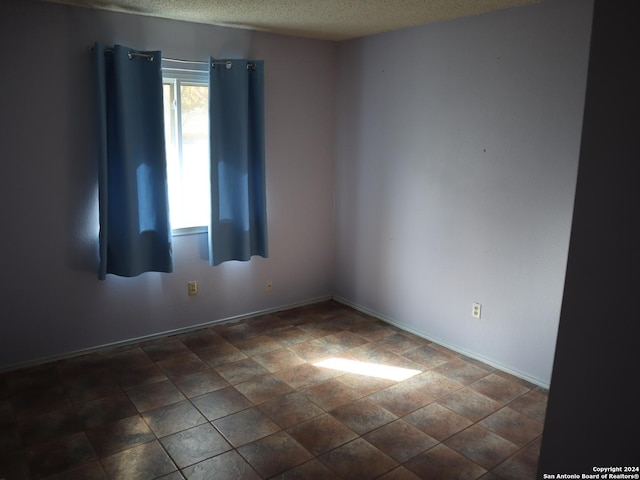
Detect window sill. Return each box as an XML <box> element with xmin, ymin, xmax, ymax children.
<box><xmin>172</xmin><ymin>226</ymin><xmax>207</xmax><ymax>237</ymax></box>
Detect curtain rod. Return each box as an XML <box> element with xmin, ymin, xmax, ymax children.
<box><xmin>89</xmin><ymin>46</ymin><xmax>256</xmax><ymax>70</ymax></box>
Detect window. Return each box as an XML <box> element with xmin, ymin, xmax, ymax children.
<box><xmin>162</xmin><ymin>68</ymin><xmax>209</xmax><ymax>234</ymax></box>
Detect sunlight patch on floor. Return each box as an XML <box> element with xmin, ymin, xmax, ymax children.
<box><xmin>314</xmin><ymin>357</ymin><xmax>421</xmax><ymax>381</ymax></box>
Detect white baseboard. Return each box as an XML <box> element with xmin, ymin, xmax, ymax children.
<box><xmin>1</xmin><ymin>295</ymin><xmax>333</xmax><ymax>374</ymax></box>
<box><xmin>333</xmin><ymin>295</ymin><xmax>550</xmax><ymax>390</ymax></box>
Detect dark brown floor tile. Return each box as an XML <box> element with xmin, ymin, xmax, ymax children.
<box><xmin>374</xmin><ymin>332</ymin><xmax>428</xmax><ymax>354</ymax></box>
<box><xmin>349</xmin><ymin>319</ymin><xmax>398</xmax><ymax>342</ymax></box>
<box><xmin>364</xmin><ymin>419</ymin><xmax>438</xmax><ymax>462</ymax></box>
<box><xmin>214</xmin><ymin>358</ymin><xmax>269</xmax><ymax>385</ymax></box>
<box><xmin>0</xmin><ymin>423</ymin><xmax>21</xmax><ymax>454</ymax></box>
<box><xmin>233</xmin><ymin>334</ymin><xmax>283</xmax><ymax>356</ymax></box>
<box><xmin>76</xmin><ymin>392</ymin><xmax>137</xmax><ymax>429</ymax></box>
<box><xmin>288</xmin><ymin>339</ymin><xmax>340</xmax><ymax>362</ymax></box>
<box><xmin>368</xmin><ymin>381</ymin><xmax>435</xmax><ymax>416</ymax></box>
<box><xmin>172</xmin><ymin>369</ymin><xmax>229</xmax><ymax>398</ymax></box>
<box><xmin>269</xmin><ymin>326</ymin><xmax>314</xmax><ymax>347</ymax></box>
<box><xmin>334</xmin><ymin>372</ymin><xmax>396</xmax><ymax>396</ymax></box>
<box><xmin>142</xmin><ymin>400</ymin><xmax>206</xmax><ymax>438</ymax></box>
<box><xmin>275</xmin><ymin>363</ymin><xmax>336</xmax><ymax>389</ymax></box>
<box><xmin>346</xmin><ymin>322</ymin><xmax>397</xmax><ymax>342</ymax></box>
<box><xmin>252</xmin><ymin>348</ymin><xmax>306</xmax><ymax>372</ymax></box>
<box><xmin>101</xmin><ymin>347</ymin><xmax>153</xmax><ymax>372</ymax></box>
<box><xmin>458</xmin><ymin>355</ymin><xmax>497</xmax><ymax>373</ymax></box>
<box><xmin>11</xmin><ymin>384</ymin><xmax>71</xmax><ymax>417</ymax></box>
<box><xmin>0</xmin><ymin>398</ymin><xmax>13</xmax><ymax>426</ymax></box>
<box><xmin>214</xmin><ymin>406</ymin><xmax>281</xmax><ymax>446</ymax></box>
<box><xmin>196</xmin><ymin>342</ymin><xmax>248</xmax><ymax>368</ymax></box>
<box><xmin>26</xmin><ymin>432</ymin><xmax>96</xmax><ymax>479</ymax></box>
<box><xmin>405</xmin><ymin>443</ymin><xmax>487</xmax><ymax>480</ymax></box>
<box><xmin>403</xmin><ymin>344</ymin><xmax>456</xmax><ymax>369</ymax></box>
<box><xmin>157</xmin><ymin>353</ymin><xmax>210</xmax><ymax>380</ymax></box>
<box><xmin>55</xmin><ymin>354</ymin><xmax>110</xmax><ymax>378</ymax></box>
<box><xmin>284</xmin><ymin>301</ymin><xmax>346</xmax><ymax>322</ymax></box>
<box><xmin>250</xmin><ymin>314</ymin><xmax>292</xmax><ymax>332</ymax></box>
<box><xmin>494</xmin><ymin>369</ymin><xmax>539</xmax><ymax>390</ymax></box>
<box><xmin>126</xmin><ymin>380</ymin><xmax>186</xmax><ymax>413</ymax></box>
<box><xmin>286</xmin><ymin>413</ymin><xmax>358</xmax><ymax>456</ymax></box>
<box><xmin>470</xmin><ymin>373</ymin><xmax>531</xmax><ymax>404</ymax></box>
<box><xmin>321</xmin><ymin>331</ymin><xmax>369</xmax><ymax>350</ymax></box>
<box><xmin>63</xmin><ymin>371</ymin><xmax>122</xmax><ymax>405</ymax></box>
<box><xmin>478</xmin><ymin>407</ymin><xmax>544</xmax><ymax>446</ymax></box>
<box><xmin>157</xmin><ymin>472</ymin><xmax>186</xmax><ymax>480</ymax></box>
<box><xmin>377</xmin><ymin>466</ymin><xmax>422</xmax><ymax>480</ymax></box>
<box><xmin>0</xmin><ymin>450</ymin><xmax>30</xmax><ymax>480</ymax></box>
<box><xmin>429</xmin><ymin>342</ymin><xmax>463</xmax><ymax>357</ymax></box>
<box><xmin>101</xmin><ymin>440</ymin><xmax>176</xmax><ymax>480</ymax></box>
<box><xmin>508</xmin><ymin>389</ymin><xmax>548</xmax><ymax>422</ymax></box>
<box><xmin>160</xmin><ymin>423</ymin><xmax>232</xmax><ymax>468</ymax></box>
<box><xmin>18</xmin><ymin>403</ymin><xmax>82</xmax><ymax>446</ymax></box>
<box><xmin>403</xmin><ymin>371</ymin><xmax>466</xmax><ymax>400</ymax></box>
<box><xmin>86</xmin><ymin>415</ymin><xmax>154</xmax><ymax>457</ymax></box>
<box><xmin>273</xmin><ymin>459</ymin><xmax>340</xmax><ymax>479</ymax></box>
<box><xmin>297</xmin><ymin>320</ymin><xmax>347</xmax><ymax>338</ymax></box>
<box><xmin>40</xmin><ymin>460</ymin><xmax>107</xmax><ymax>480</ymax></box>
<box><xmin>478</xmin><ymin>472</ymin><xmax>503</xmax><ymax>480</ymax></box>
<box><xmin>492</xmin><ymin>437</ymin><xmax>541</xmax><ymax>480</ymax></box>
<box><xmin>140</xmin><ymin>337</ymin><xmax>191</xmax><ymax>362</ymax></box>
<box><xmin>238</xmin><ymin>431</ymin><xmax>313</xmax><ymax>478</ymax></box>
<box><xmin>191</xmin><ymin>386</ymin><xmax>252</xmax><ymax>421</ymax></box>
<box><xmin>331</xmin><ymin>311</ymin><xmax>376</xmax><ymax>329</ymax></box>
<box><xmin>439</xmin><ymin>387</ymin><xmax>503</xmax><ymax>422</ymax></box>
<box><xmin>444</xmin><ymin>424</ymin><xmax>519</xmax><ymax>469</ymax></box>
<box><xmin>534</xmin><ymin>385</ymin><xmax>549</xmax><ymax>395</ymax></box>
<box><xmin>302</xmin><ymin>378</ymin><xmax>361</xmax><ymax>410</ymax></box>
<box><xmin>112</xmin><ymin>363</ymin><xmax>168</xmax><ymax>390</ymax></box>
<box><xmin>5</xmin><ymin>365</ymin><xmax>61</xmax><ymax>395</ymax></box>
<box><xmin>97</xmin><ymin>342</ymin><xmax>141</xmax><ymax>356</ymax></box>
<box><xmin>181</xmin><ymin>450</ymin><xmax>260</xmax><ymax>480</ymax></box>
<box><xmin>259</xmin><ymin>392</ymin><xmax>324</xmax><ymax>429</ymax></box>
<box><xmin>329</xmin><ymin>398</ymin><xmax>397</xmax><ymax>435</ymax></box>
<box><xmin>433</xmin><ymin>359</ymin><xmax>492</xmax><ymax>385</ymax></box>
<box><xmin>346</xmin><ymin>344</ymin><xmax>421</xmax><ymax>370</ymax></box>
<box><xmin>0</xmin><ymin>376</ymin><xmax>7</xmax><ymax>398</ymax></box>
<box><xmin>214</xmin><ymin>323</ymin><xmax>257</xmax><ymax>343</ymax></box>
<box><xmin>405</xmin><ymin>403</ymin><xmax>473</xmax><ymax>441</ymax></box>
<box><xmin>319</xmin><ymin>438</ymin><xmax>397</xmax><ymax>479</ymax></box>
<box><xmin>234</xmin><ymin>374</ymin><xmax>294</xmax><ymax>405</ymax></box>
<box><xmin>178</xmin><ymin>328</ymin><xmax>227</xmax><ymax>352</ymax></box>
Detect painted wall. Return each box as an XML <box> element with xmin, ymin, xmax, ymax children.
<box><xmin>0</xmin><ymin>0</ymin><xmax>336</xmax><ymax>368</ymax></box>
<box><xmin>333</xmin><ymin>0</ymin><xmax>594</xmax><ymax>386</ymax></box>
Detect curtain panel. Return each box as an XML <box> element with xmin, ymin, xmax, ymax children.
<box><xmin>208</xmin><ymin>59</ymin><xmax>268</xmax><ymax>266</ymax></box>
<box><xmin>93</xmin><ymin>43</ymin><xmax>173</xmax><ymax>279</ymax></box>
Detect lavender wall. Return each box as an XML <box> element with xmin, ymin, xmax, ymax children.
<box><xmin>0</xmin><ymin>0</ymin><xmax>336</xmax><ymax>368</ymax></box>
<box><xmin>333</xmin><ymin>0</ymin><xmax>594</xmax><ymax>386</ymax></box>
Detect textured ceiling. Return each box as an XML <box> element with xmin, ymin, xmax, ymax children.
<box><xmin>41</xmin><ymin>0</ymin><xmax>545</xmax><ymax>41</ymax></box>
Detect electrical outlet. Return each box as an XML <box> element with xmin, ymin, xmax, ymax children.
<box><xmin>472</xmin><ymin>302</ymin><xmax>482</xmax><ymax>319</ymax></box>
<box><xmin>266</xmin><ymin>280</ymin><xmax>273</xmax><ymax>292</ymax></box>
<box><xmin>188</xmin><ymin>281</ymin><xmax>198</xmax><ymax>296</ymax></box>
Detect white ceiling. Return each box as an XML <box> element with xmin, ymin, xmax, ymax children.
<box><xmin>41</xmin><ymin>0</ymin><xmax>545</xmax><ymax>41</ymax></box>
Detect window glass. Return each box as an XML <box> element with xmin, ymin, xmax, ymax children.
<box><xmin>162</xmin><ymin>69</ymin><xmax>209</xmax><ymax>233</ymax></box>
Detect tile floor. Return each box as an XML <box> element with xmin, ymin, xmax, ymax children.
<box><xmin>0</xmin><ymin>300</ymin><xmax>548</xmax><ymax>479</ymax></box>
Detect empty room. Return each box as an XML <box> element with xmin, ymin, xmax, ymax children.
<box><xmin>1</xmin><ymin>0</ymin><xmax>636</xmax><ymax>478</ymax></box>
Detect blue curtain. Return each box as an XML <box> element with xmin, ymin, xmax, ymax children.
<box><xmin>94</xmin><ymin>43</ymin><xmax>173</xmax><ymax>279</ymax></box>
<box><xmin>208</xmin><ymin>59</ymin><xmax>268</xmax><ymax>265</ymax></box>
